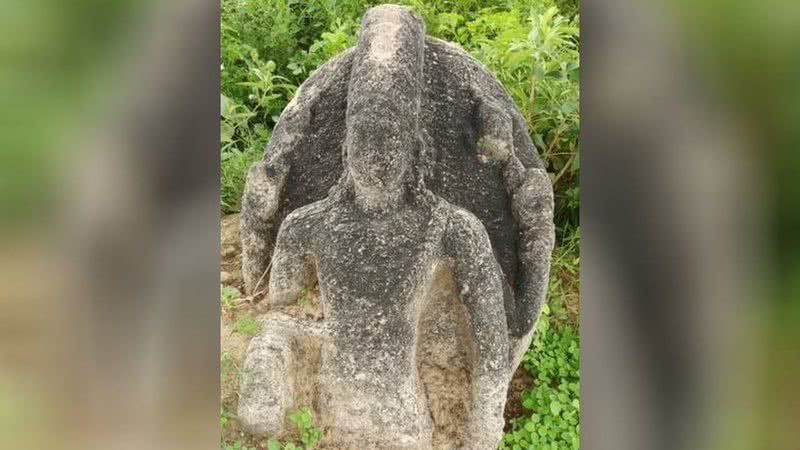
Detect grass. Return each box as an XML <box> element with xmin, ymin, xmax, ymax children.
<box><xmin>234</xmin><ymin>313</ymin><xmax>259</xmax><ymax>336</ymax></box>
<box><xmin>222</xmin><ymin>285</ymin><xmax>244</xmax><ymax>310</ymax></box>
<box><xmin>547</xmin><ymin>226</ymin><xmax>580</xmax><ymax>324</ymax></box>
<box><xmin>221</xmin><ymin>145</ymin><xmax>264</xmax><ymax>214</ymax></box>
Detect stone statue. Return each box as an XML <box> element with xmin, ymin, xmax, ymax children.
<box><xmin>238</xmin><ymin>5</ymin><xmax>554</xmax><ymax>449</ymax></box>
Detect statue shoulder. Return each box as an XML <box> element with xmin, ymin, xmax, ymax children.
<box><xmin>279</xmin><ymin>198</ymin><xmax>333</xmax><ymax>237</ymax></box>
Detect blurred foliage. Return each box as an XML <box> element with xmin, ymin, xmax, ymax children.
<box><xmin>0</xmin><ymin>0</ymin><xmax>147</xmax><ymax>226</ymax></box>
<box><xmin>220</xmin><ymin>0</ymin><xmax>580</xmax><ymax>235</ymax></box>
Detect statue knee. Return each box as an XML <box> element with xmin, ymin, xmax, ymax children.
<box><xmin>237</xmin><ymin>332</ymin><xmax>293</xmax><ymax>435</ymax></box>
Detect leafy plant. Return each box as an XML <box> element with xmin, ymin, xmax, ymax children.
<box><xmin>500</xmin><ymin>225</ymin><xmax>579</xmax><ymax>450</ymax></box>
<box><xmin>221</xmin><ymin>285</ymin><xmax>243</xmax><ymax>311</ymax></box>
<box><xmin>500</xmin><ymin>303</ymin><xmax>580</xmax><ymax>450</ymax></box>
<box><xmin>262</xmin><ymin>408</ymin><xmax>322</xmax><ymax>450</ymax></box>
<box><xmin>290</xmin><ymin>408</ymin><xmax>322</xmax><ymax>449</ymax></box>
<box><xmin>221</xmin><ymin>144</ymin><xmax>263</xmax><ymax>214</ymax></box>
<box><xmin>234</xmin><ymin>312</ymin><xmax>259</xmax><ymax>336</ymax></box>
<box><xmin>516</xmin><ymin>6</ymin><xmax>579</xmax><ymax>230</ymax></box>
<box><xmin>220</xmin><ymin>92</ymin><xmax>267</xmax><ymax>213</ymax></box>
<box><xmin>223</xmin><ymin>440</ymin><xmax>257</xmax><ymax>450</ymax></box>
<box><xmin>287</xmin><ymin>19</ymin><xmax>358</xmax><ymax>78</ymax></box>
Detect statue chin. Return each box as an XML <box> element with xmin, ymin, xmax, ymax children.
<box><xmin>352</xmin><ymin>170</ymin><xmax>404</xmax><ymax>194</ymax></box>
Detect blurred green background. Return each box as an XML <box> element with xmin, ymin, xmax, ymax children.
<box><xmin>0</xmin><ymin>0</ymin><xmax>150</xmax><ymax>226</ymax></box>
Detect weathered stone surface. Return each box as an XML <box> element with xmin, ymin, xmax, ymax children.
<box><xmin>238</xmin><ymin>314</ymin><xmax>327</xmax><ymax>435</ymax></box>
<box><xmin>239</xmin><ymin>5</ymin><xmax>554</xmax><ymax>449</ymax></box>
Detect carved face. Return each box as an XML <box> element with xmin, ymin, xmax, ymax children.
<box><xmin>346</xmin><ymin>116</ymin><xmax>411</xmax><ymax>193</ymax></box>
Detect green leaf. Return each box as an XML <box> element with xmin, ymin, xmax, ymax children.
<box><xmin>560</xmin><ymin>100</ymin><xmax>577</xmax><ymax>113</ymax></box>
<box><xmin>221</xmin><ymin>122</ymin><xmax>234</xmax><ymax>143</ymax></box>
<box><xmin>220</xmin><ymin>94</ymin><xmax>230</xmax><ymax>117</ymax></box>
<box><xmin>533</xmin><ymin>63</ymin><xmax>545</xmax><ymax>79</ymax></box>
<box><xmin>533</xmin><ymin>133</ymin><xmax>546</xmax><ymax>149</ymax></box>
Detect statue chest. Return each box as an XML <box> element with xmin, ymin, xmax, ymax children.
<box><xmin>315</xmin><ymin>212</ymin><xmax>439</xmax><ymax>304</ymax></box>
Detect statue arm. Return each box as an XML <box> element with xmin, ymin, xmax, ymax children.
<box><xmin>474</xmin><ymin>95</ymin><xmax>556</xmax><ymax>339</ymax></box>
<box><xmin>240</xmin><ymin>160</ymin><xmax>288</xmax><ymax>295</ymax></box>
<box><xmin>444</xmin><ymin>210</ymin><xmax>511</xmax><ymax>446</ymax></box>
<box><xmin>267</xmin><ymin>210</ymin><xmax>315</xmax><ymax>307</ymax></box>
<box><xmin>504</xmin><ymin>160</ymin><xmax>556</xmax><ymax>338</ymax></box>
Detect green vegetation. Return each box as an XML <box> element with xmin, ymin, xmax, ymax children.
<box><xmin>221</xmin><ymin>1</ymin><xmax>579</xmax><ymax>448</ymax></box>
<box><xmin>221</xmin><ymin>406</ymin><xmax>322</xmax><ymax>450</ymax></box>
<box><xmin>297</xmin><ymin>287</ymin><xmax>312</xmax><ymax>306</ymax></box>
<box><xmin>500</xmin><ymin>226</ymin><xmax>580</xmax><ymax>450</ymax></box>
<box><xmin>280</xmin><ymin>408</ymin><xmax>323</xmax><ymax>450</ymax></box>
<box><xmin>502</xmin><ymin>306</ymin><xmax>579</xmax><ymax>450</ymax></box>
<box><xmin>221</xmin><ymin>285</ymin><xmax>244</xmax><ymax>310</ymax></box>
<box><xmin>234</xmin><ymin>312</ymin><xmax>259</xmax><ymax>336</ymax></box>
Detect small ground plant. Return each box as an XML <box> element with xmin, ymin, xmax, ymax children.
<box><xmin>234</xmin><ymin>312</ymin><xmax>259</xmax><ymax>336</ymax></box>
<box><xmin>501</xmin><ymin>306</ymin><xmax>580</xmax><ymax>449</ymax></box>
<box><xmin>265</xmin><ymin>408</ymin><xmax>322</xmax><ymax>450</ymax></box>
<box><xmin>221</xmin><ymin>406</ymin><xmax>322</xmax><ymax>450</ymax></box>
<box><xmin>221</xmin><ymin>285</ymin><xmax>243</xmax><ymax>311</ymax></box>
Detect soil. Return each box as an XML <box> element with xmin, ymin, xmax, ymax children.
<box><xmin>220</xmin><ymin>213</ymin><xmax>244</xmax><ymax>291</ymax></box>
<box><xmin>503</xmin><ymin>366</ymin><xmax>534</xmax><ymax>429</ymax></box>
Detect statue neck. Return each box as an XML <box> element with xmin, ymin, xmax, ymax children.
<box><xmin>352</xmin><ymin>182</ymin><xmax>407</xmax><ymax>215</ymax></box>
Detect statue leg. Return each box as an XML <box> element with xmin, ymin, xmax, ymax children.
<box><xmin>237</xmin><ymin>314</ymin><xmax>326</xmax><ymax>435</ymax></box>
<box><xmin>241</xmin><ymin>160</ymin><xmax>286</xmax><ymax>295</ymax></box>
<box><xmin>237</xmin><ymin>331</ymin><xmax>294</xmax><ymax>435</ymax></box>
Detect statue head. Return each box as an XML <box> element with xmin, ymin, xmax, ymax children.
<box><xmin>334</xmin><ymin>4</ymin><xmax>427</xmax><ymax>206</ymax></box>
<box><xmin>345</xmin><ymin>101</ymin><xmax>414</xmax><ymax>194</ymax></box>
